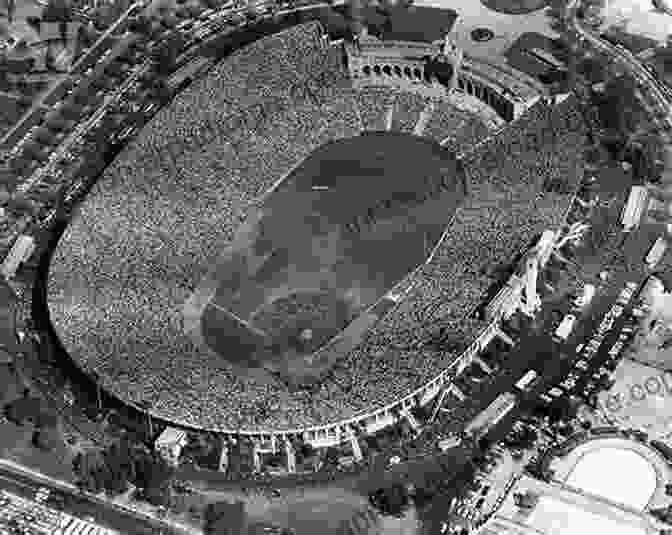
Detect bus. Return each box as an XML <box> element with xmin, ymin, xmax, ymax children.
<box><xmin>621</xmin><ymin>186</ymin><xmax>647</xmax><ymax>231</ymax></box>
<box><xmin>645</xmin><ymin>237</ymin><xmax>668</xmax><ymax>269</ymax></box>
<box><xmin>514</xmin><ymin>370</ymin><xmax>539</xmax><ymax>393</ymax></box>
<box><xmin>554</xmin><ymin>314</ymin><xmax>577</xmax><ymax>342</ymax></box>
<box><xmin>465</xmin><ymin>392</ymin><xmax>517</xmax><ymax>438</ymax></box>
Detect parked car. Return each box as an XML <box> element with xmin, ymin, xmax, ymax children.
<box><xmin>574</xmin><ymin>360</ymin><xmax>589</xmax><ymax>371</ymax></box>
<box><xmin>548</xmin><ymin>387</ymin><xmax>564</xmax><ymax>398</ymax></box>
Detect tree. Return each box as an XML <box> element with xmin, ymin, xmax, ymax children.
<box><xmin>5</xmin><ymin>396</ymin><xmax>56</xmax><ymax>427</ymax></box>
<box><xmin>74</xmin><ymin>449</ymin><xmax>108</xmax><ymax>493</ymax></box>
<box><xmin>132</xmin><ymin>452</ymin><xmax>174</xmax><ymax>506</ymax></box>
<box><xmin>26</xmin><ymin>15</ymin><xmax>41</xmax><ymax>33</ymax></box>
<box><xmin>5</xmin><ymin>0</ymin><xmax>15</xmax><ymax>24</ymax></box>
<box><xmin>45</xmin><ymin>43</ymin><xmax>57</xmax><ymax>72</ymax></box>
<box><xmin>514</xmin><ymin>490</ymin><xmax>539</xmax><ymax>509</ymax></box>
<box><xmin>32</xmin><ymin>425</ymin><xmax>63</xmax><ymax>451</ymax></box>
<box><xmin>102</xmin><ymin>437</ymin><xmax>136</xmax><ymax>495</ymax></box>
<box><xmin>151</xmin><ymin>37</ymin><xmax>182</xmax><ymax>76</ymax></box>
<box><xmin>324</xmin><ymin>446</ymin><xmax>340</xmax><ymax>467</ymax></box>
<box><xmin>369</xmin><ymin>483</ymin><xmax>409</xmax><ymax>517</ymax></box>
<box><xmin>203</xmin><ymin>500</ymin><xmax>248</xmax><ymax>535</ymax></box>
<box><xmin>126</xmin><ymin>14</ymin><xmax>148</xmax><ymax>35</ymax></box>
<box><xmin>5</xmin><ymin>194</ymin><xmax>39</xmax><ymax>217</ymax></box>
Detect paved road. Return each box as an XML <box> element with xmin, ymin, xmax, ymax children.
<box><xmin>0</xmin><ymin>461</ymin><xmax>195</xmax><ymax>535</ymax></box>
<box><xmin>0</xmin><ymin>0</ymin><xmax>147</xmax><ymax>151</ymax></box>
<box><xmin>442</xmin><ymin>166</ymin><xmax>655</xmax><ymax>451</ymax></box>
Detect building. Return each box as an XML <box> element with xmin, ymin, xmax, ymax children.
<box><xmin>0</xmin><ymin>235</ymin><xmax>35</xmax><ymax>280</ymax></box>
<box><xmin>475</xmin><ymin>433</ymin><xmax>672</xmax><ymax>535</ymax></box>
<box><xmin>345</xmin><ymin>36</ymin><xmax>544</xmax><ymax>121</ymax></box>
<box><xmin>464</xmin><ymin>391</ymin><xmax>517</xmax><ymax>438</ymax></box>
<box><xmin>154</xmin><ymin>427</ymin><xmax>188</xmax><ymax>466</ymax></box>
<box><xmin>622</xmin><ymin>186</ymin><xmax>648</xmax><ymax>231</ymax></box>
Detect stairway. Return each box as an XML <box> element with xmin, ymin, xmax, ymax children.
<box><xmin>355</xmin><ymin>86</ymin><xmax>398</xmax><ymax>132</ymax></box>
<box><xmin>384</xmin><ymin>103</ymin><xmax>394</xmax><ymax>131</ymax></box>
<box><xmin>413</xmin><ymin>99</ymin><xmax>436</xmax><ymax>137</ymax></box>
<box><xmin>441</xmin><ymin>115</ymin><xmax>492</xmax><ymax>154</ymax></box>
<box><xmin>389</xmin><ymin>92</ymin><xmax>428</xmax><ymax>134</ymax></box>
<box><xmin>351</xmin><ymin>84</ymin><xmax>501</xmax><ymax>156</ymax></box>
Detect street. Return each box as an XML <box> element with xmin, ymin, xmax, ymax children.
<box><xmin>0</xmin><ymin>461</ymin><xmax>193</xmax><ymax>535</ymax></box>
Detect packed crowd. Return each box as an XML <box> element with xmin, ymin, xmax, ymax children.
<box><xmin>355</xmin><ymin>86</ymin><xmax>398</xmax><ymax>131</ymax></box>
<box><xmin>43</xmin><ymin>21</ymin><xmax>588</xmax><ymax>435</ymax></box>
<box><xmin>422</xmin><ymin>100</ymin><xmax>477</xmax><ymax>146</ymax></box>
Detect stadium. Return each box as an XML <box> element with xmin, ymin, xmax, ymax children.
<box><xmin>43</xmin><ymin>20</ymin><xmax>587</xmax><ymax>444</ymax></box>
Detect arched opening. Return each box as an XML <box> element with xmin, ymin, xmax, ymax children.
<box><xmin>467</xmin><ymin>80</ymin><xmax>473</xmax><ymax>95</ymax></box>
<box><xmin>458</xmin><ymin>78</ymin><xmax>465</xmax><ymax>90</ymax></box>
<box><xmin>394</xmin><ymin>65</ymin><xmax>402</xmax><ymax>77</ymax></box>
<box><xmin>382</xmin><ymin>65</ymin><xmax>392</xmax><ymax>76</ymax></box>
<box><xmin>363</xmin><ymin>65</ymin><xmax>371</xmax><ymax>76</ymax></box>
<box><xmin>373</xmin><ymin>65</ymin><xmax>382</xmax><ymax>76</ymax></box>
<box><xmin>404</xmin><ymin>66</ymin><xmax>412</xmax><ymax>78</ymax></box>
<box><xmin>413</xmin><ymin>68</ymin><xmax>422</xmax><ymax>79</ymax></box>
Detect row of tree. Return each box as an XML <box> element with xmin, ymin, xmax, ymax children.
<box><xmin>4</xmin><ymin>386</ymin><xmax>67</xmax><ymax>453</ymax></box>
<box><xmin>73</xmin><ymin>436</ymin><xmax>174</xmax><ymax>505</ymax></box>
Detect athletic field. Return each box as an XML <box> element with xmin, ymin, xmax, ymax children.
<box><xmin>192</xmin><ymin>132</ymin><xmax>467</xmax><ymax>385</ymax></box>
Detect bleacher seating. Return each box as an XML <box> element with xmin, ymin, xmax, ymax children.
<box><xmin>30</xmin><ymin>17</ymin><xmax>588</xmax><ymax>436</ymax></box>
<box><xmin>355</xmin><ymin>86</ymin><xmax>398</xmax><ymax>132</ymax></box>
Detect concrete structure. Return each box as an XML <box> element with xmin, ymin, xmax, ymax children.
<box><xmin>485</xmin><ymin>230</ymin><xmax>557</xmax><ymax>322</ymax></box>
<box><xmin>41</xmin><ymin>23</ymin><xmax>583</xmax><ymax>452</ymax></box>
<box><xmin>154</xmin><ymin>427</ymin><xmax>188</xmax><ymax>466</ymax></box>
<box><xmin>476</xmin><ymin>430</ymin><xmax>672</xmax><ymax>535</ymax></box>
<box><xmin>284</xmin><ymin>438</ymin><xmax>296</xmax><ymax>473</ymax></box>
<box><xmin>218</xmin><ymin>441</ymin><xmax>229</xmax><ymax>473</ymax></box>
<box><xmin>477</xmin><ymin>473</ymin><xmax>661</xmax><ymax>535</ymax></box>
<box><xmin>622</xmin><ymin>186</ymin><xmax>649</xmax><ymax>231</ymax></box>
<box><xmin>346</xmin><ymin>37</ymin><xmax>545</xmax><ymax>122</ymax></box>
<box><xmin>1</xmin><ymin>235</ymin><xmax>35</xmax><ymax>280</ymax></box>
<box><xmin>645</xmin><ymin>236</ymin><xmax>668</xmax><ymax>269</ymax></box>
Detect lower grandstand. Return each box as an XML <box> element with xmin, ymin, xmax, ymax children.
<box><xmin>43</xmin><ymin>22</ymin><xmax>587</xmax><ymax>437</ymax></box>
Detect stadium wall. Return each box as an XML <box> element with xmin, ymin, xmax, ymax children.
<box><xmin>37</xmin><ymin>16</ymin><xmax>586</xmax><ymax>449</ymax></box>
<box><xmin>347</xmin><ymin>38</ymin><xmax>546</xmax><ymax>122</ymax></box>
